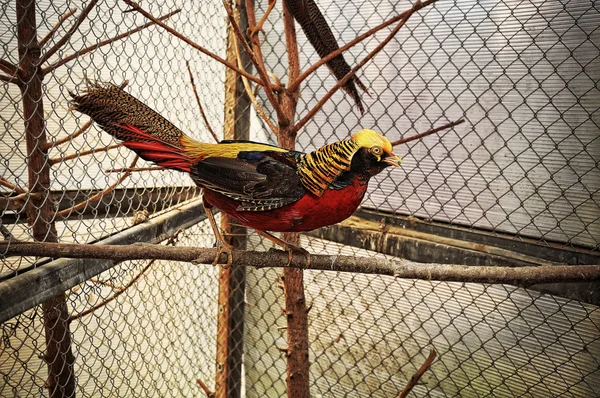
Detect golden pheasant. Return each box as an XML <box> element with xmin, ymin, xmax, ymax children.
<box><xmin>251</xmin><ymin>0</ymin><xmax>369</xmax><ymax>114</ymax></box>
<box><xmin>70</xmin><ymin>83</ymin><xmax>400</xmax><ymax>265</ymax></box>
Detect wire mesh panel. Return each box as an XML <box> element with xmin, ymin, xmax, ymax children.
<box><xmin>1</xmin><ymin>1</ymin><xmax>226</xmax><ymax>396</ymax></box>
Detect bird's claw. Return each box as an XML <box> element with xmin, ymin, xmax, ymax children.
<box><xmin>246</xmin><ymin>26</ymin><xmax>265</xmax><ymax>38</ymax></box>
<box><xmin>213</xmin><ymin>240</ymin><xmax>234</xmax><ymax>268</ymax></box>
<box><xmin>283</xmin><ymin>243</ymin><xmax>311</xmax><ymax>267</ymax></box>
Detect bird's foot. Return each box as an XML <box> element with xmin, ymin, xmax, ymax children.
<box><xmin>213</xmin><ymin>240</ymin><xmax>234</xmax><ymax>268</ymax></box>
<box><xmin>282</xmin><ymin>243</ymin><xmax>311</xmax><ymax>267</ymax></box>
<box><xmin>246</xmin><ymin>25</ymin><xmax>265</xmax><ymax>38</ymax></box>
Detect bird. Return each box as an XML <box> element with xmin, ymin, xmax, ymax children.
<box><xmin>249</xmin><ymin>0</ymin><xmax>369</xmax><ymax>114</ymax></box>
<box><xmin>70</xmin><ymin>83</ymin><xmax>401</xmax><ymax>266</ymax></box>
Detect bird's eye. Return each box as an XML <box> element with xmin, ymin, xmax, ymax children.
<box><xmin>370</xmin><ymin>146</ymin><xmax>382</xmax><ymax>156</ymax></box>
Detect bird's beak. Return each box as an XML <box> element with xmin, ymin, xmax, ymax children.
<box><xmin>383</xmin><ymin>153</ymin><xmax>402</xmax><ymax>167</ymax></box>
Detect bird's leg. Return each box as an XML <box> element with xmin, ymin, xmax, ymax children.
<box><xmin>255</xmin><ymin>229</ymin><xmax>311</xmax><ymax>266</ymax></box>
<box><xmin>202</xmin><ymin>203</ymin><xmax>234</xmax><ymax>268</ymax></box>
<box><xmin>247</xmin><ymin>0</ymin><xmax>277</xmax><ymax>37</ymax></box>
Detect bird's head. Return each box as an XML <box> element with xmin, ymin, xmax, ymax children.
<box><xmin>349</xmin><ymin>129</ymin><xmax>402</xmax><ymax>176</ymax></box>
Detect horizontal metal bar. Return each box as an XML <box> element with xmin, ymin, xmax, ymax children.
<box><xmin>0</xmin><ymin>198</ymin><xmax>207</xmax><ymax>323</ymax></box>
<box><xmin>1</xmin><ymin>186</ymin><xmax>202</xmax><ymax>224</ymax></box>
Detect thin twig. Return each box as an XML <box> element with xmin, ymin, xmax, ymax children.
<box><xmin>42</xmin><ymin>10</ymin><xmax>181</xmax><ymax>75</ymax></box>
<box><xmin>40</xmin><ymin>0</ymin><xmax>100</xmax><ymax>65</ymax></box>
<box><xmin>55</xmin><ymin>155</ymin><xmax>139</xmax><ymax>219</ymax></box>
<box><xmin>69</xmin><ymin>260</ymin><xmax>153</xmax><ymax>322</ymax></box>
<box><xmin>69</xmin><ymin>230</ymin><xmax>181</xmax><ymax>323</ymax></box>
<box><xmin>2</xmin><ymin>241</ymin><xmax>599</xmax><ymax>286</ymax></box>
<box><xmin>294</xmin><ymin>0</ymin><xmax>438</xmax><ymax>134</ymax></box>
<box><xmin>398</xmin><ymin>349</ymin><xmax>437</xmax><ymax>398</ymax></box>
<box><xmin>38</xmin><ymin>7</ymin><xmax>78</xmax><ymax>48</ymax></box>
<box><xmin>0</xmin><ymin>74</ymin><xmax>19</xmax><ymax>84</ymax></box>
<box><xmin>185</xmin><ymin>60</ymin><xmax>219</xmax><ymax>143</ymax></box>
<box><xmin>49</xmin><ymin>143</ymin><xmax>123</xmax><ymax>165</ymax></box>
<box><xmin>123</xmin><ymin>0</ymin><xmax>262</xmax><ymax>85</ymax></box>
<box><xmin>289</xmin><ymin>5</ymin><xmax>421</xmax><ymax>92</ymax></box>
<box><xmin>105</xmin><ymin>166</ymin><xmax>164</xmax><ymax>173</ymax></box>
<box><xmin>45</xmin><ymin>81</ymin><xmax>129</xmax><ymax>150</ymax></box>
<box><xmin>0</xmin><ymin>177</ymin><xmax>27</xmax><ymax>194</ymax></box>
<box><xmin>223</xmin><ymin>0</ymin><xmax>287</xmax><ymax>125</ymax></box>
<box><xmin>0</xmin><ymin>59</ymin><xmax>18</xmax><ymax>76</ymax></box>
<box><xmin>88</xmin><ymin>278</ymin><xmax>125</xmax><ymax>292</ymax></box>
<box><xmin>231</xmin><ymin>18</ymin><xmax>278</xmax><ymax>135</ymax></box>
<box><xmin>196</xmin><ymin>378</ymin><xmax>215</xmax><ymax>398</ymax></box>
<box><xmin>392</xmin><ymin>119</ymin><xmax>465</xmax><ymax>147</ymax></box>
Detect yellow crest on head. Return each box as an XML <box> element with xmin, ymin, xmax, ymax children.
<box><xmin>351</xmin><ymin>129</ymin><xmax>393</xmax><ymax>154</ymax></box>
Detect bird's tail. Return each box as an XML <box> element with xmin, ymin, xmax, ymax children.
<box><xmin>287</xmin><ymin>0</ymin><xmax>369</xmax><ymax>115</ymax></box>
<box><xmin>70</xmin><ymin>83</ymin><xmax>204</xmax><ymax>172</ymax></box>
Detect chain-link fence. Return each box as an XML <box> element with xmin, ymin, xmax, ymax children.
<box><xmin>1</xmin><ymin>0</ymin><xmax>599</xmax><ymax>397</ymax></box>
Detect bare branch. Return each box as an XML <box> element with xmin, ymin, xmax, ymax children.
<box><xmin>224</xmin><ymin>1</ymin><xmax>287</xmax><ymax>125</ymax></box>
<box><xmin>123</xmin><ymin>0</ymin><xmax>262</xmax><ymax>85</ymax></box>
<box><xmin>105</xmin><ymin>166</ymin><xmax>164</xmax><ymax>173</ymax></box>
<box><xmin>69</xmin><ymin>259</ymin><xmax>155</xmax><ymax>322</ymax></box>
<box><xmin>196</xmin><ymin>378</ymin><xmax>215</xmax><ymax>398</ymax></box>
<box><xmin>0</xmin><ymin>73</ymin><xmax>19</xmax><ymax>84</ymax></box>
<box><xmin>45</xmin><ymin>81</ymin><xmax>129</xmax><ymax>150</ymax></box>
<box><xmin>0</xmin><ymin>59</ymin><xmax>18</xmax><ymax>76</ymax></box>
<box><xmin>185</xmin><ymin>60</ymin><xmax>219</xmax><ymax>143</ymax></box>
<box><xmin>294</xmin><ymin>0</ymin><xmax>439</xmax><ymax>133</ymax></box>
<box><xmin>2</xmin><ymin>241</ymin><xmax>599</xmax><ymax>286</ymax></box>
<box><xmin>288</xmin><ymin>3</ymin><xmax>427</xmax><ymax>93</ymax></box>
<box><xmin>231</xmin><ymin>21</ymin><xmax>278</xmax><ymax>134</ymax></box>
<box><xmin>392</xmin><ymin>119</ymin><xmax>465</xmax><ymax>147</ymax></box>
<box><xmin>40</xmin><ymin>0</ymin><xmax>100</xmax><ymax>65</ymax></box>
<box><xmin>398</xmin><ymin>349</ymin><xmax>437</xmax><ymax>398</ymax></box>
<box><xmin>42</xmin><ymin>10</ymin><xmax>181</xmax><ymax>75</ymax></box>
<box><xmin>49</xmin><ymin>143</ymin><xmax>123</xmax><ymax>165</ymax></box>
<box><xmin>0</xmin><ymin>177</ymin><xmax>27</xmax><ymax>194</ymax></box>
<box><xmin>38</xmin><ymin>7</ymin><xmax>78</xmax><ymax>48</ymax></box>
<box><xmin>55</xmin><ymin>156</ymin><xmax>139</xmax><ymax>219</ymax></box>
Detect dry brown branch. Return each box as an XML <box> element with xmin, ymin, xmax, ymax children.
<box><xmin>56</xmin><ymin>155</ymin><xmax>139</xmax><ymax>219</ymax></box>
<box><xmin>0</xmin><ymin>193</ymin><xmax>43</xmax><ymax>211</ymax></box>
<box><xmin>224</xmin><ymin>1</ymin><xmax>287</xmax><ymax>125</ymax></box>
<box><xmin>196</xmin><ymin>378</ymin><xmax>215</xmax><ymax>398</ymax></box>
<box><xmin>88</xmin><ymin>278</ymin><xmax>125</xmax><ymax>292</ymax></box>
<box><xmin>230</xmin><ymin>15</ymin><xmax>278</xmax><ymax>134</ymax></box>
<box><xmin>294</xmin><ymin>0</ymin><xmax>438</xmax><ymax>133</ymax></box>
<box><xmin>288</xmin><ymin>4</ymin><xmax>426</xmax><ymax>92</ymax></box>
<box><xmin>45</xmin><ymin>81</ymin><xmax>129</xmax><ymax>150</ymax></box>
<box><xmin>0</xmin><ymin>177</ymin><xmax>27</xmax><ymax>194</ymax></box>
<box><xmin>2</xmin><ymin>241</ymin><xmax>599</xmax><ymax>285</ymax></box>
<box><xmin>49</xmin><ymin>143</ymin><xmax>123</xmax><ymax>165</ymax></box>
<box><xmin>123</xmin><ymin>0</ymin><xmax>262</xmax><ymax>85</ymax></box>
<box><xmin>43</xmin><ymin>10</ymin><xmax>181</xmax><ymax>75</ymax></box>
<box><xmin>392</xmin><ymin>119</ymin><xmax>465</xmax><ymax>147</ymax></box>
<box><xmin>69</xmin><ymin>230</ymin><xmax>181</xmax><ymax>323</ymax></box>
<box><xmin>398</xmin><ymin>349</ymin><xmax>437</xmax><ymax>398</ymax></box>
<box><xmin>69</xmin><ymin>260</ymin><xmax>154</xmax><ymax>322</ymax></box>
<box><xmin>185</xmin><ymin>60</ymin><xmax>219</xmax><ymax>143</ymax></box>
<box><xmin>38</xmin><ymin>7</ymin><xmax>78</xmax><ymax>48</ymax></box>
<box><xmin>105</xmin><ymin>166</ymin><xmax>165</xmax><ymax>173</ymax></box>
<box><xmin>0</xmin><ymin>58</ymin><xmax>18</xmax><ymax>76</ymax></box>
<box><xmin>46</xmin><ymin>120</ymin><xmax>92</xmax><ymax>150</ymax></box>
<box><xmin>40</xmin><ymin>0</ymin><xmax>99</xmax><ymax>65</ymax></box>
<box><xmin>0</xmin><ymin>73</ymin><xmax>19</xmax><ymax>84</ymax></box>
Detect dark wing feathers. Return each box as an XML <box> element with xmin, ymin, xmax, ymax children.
<box><xmin>192</xmin><ymin>151</ymin><xmax>306</xmax><ymax>211</ymax></box>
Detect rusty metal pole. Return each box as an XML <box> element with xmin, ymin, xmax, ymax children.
<box><xmin>216</xmin><ymin>1</ymin><xmax>251</xmax><ymax>397</ymax></box>
<box><xmin>15</xmin><ymin>0</ymin><xmax>76</xmax><ymax>396</ymax></box>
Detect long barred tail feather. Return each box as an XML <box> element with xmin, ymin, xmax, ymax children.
<box><xmin>286</xmin><ymin>0</ymin><xmax>368</xmax><ymax>115</ymax></box>
<box><xmin>70</xmin><ymin>83</ymin><xmax>198</xmax><ymax>172</ymax></box>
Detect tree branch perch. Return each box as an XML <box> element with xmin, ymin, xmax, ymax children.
<box><xmin>2</xmin><ymin>241</ymin><xmax>598</xmax><ymax>286</ymax></box>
